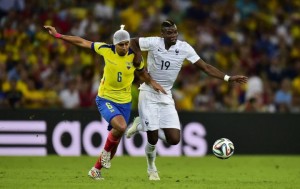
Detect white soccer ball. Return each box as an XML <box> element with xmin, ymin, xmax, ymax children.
<box><xmin>212</xmin><ymin>138</ymin><xmax>234</xmax><ymax>159</ymax></box>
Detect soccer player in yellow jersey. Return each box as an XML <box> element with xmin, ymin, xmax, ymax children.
<box><xmin>44</xmin><ymin>25</ymin><xmax>166</xmax><ymax>180</ymax></box>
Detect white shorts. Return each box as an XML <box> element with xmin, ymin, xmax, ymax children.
<box><xmin>138</xmin><ymin>90</ymin><xmax>181</xmax><ymax>131</ymax></box>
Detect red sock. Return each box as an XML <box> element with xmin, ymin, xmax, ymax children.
<box><xmin>93</xmin><ymin>132</ymin><xmax>120</xmax><ymax>170</ymax></box>
<box><xmin>110</xmin><ymin>141</ymin><xmax>120</xmax><ymax>160</ymax></box>
<box><xmin>94</xmin><ymin>157</ymin><xmax>102</xmax><ymax>170</ymax></box>
<box><xmin>104</xmin><ymin>132</ymin><xmax>120</xmax><ymax>152</ymax></box>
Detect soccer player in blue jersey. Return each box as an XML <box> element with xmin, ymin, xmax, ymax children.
<box><xmin>44</xmin><ymin>25</ymin><xmax>166</xmax><ymax>180</ymax></box>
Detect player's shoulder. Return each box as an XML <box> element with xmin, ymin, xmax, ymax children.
<box><xmin>175</xmin><ymin>40</ymin><xmax>194</xmax><ymax>51</ymax></box>
<box><xmin>140</xmin><ymin>36</ymin><xmax>160</xmax><ymax>40</ymax></box>
<box><xmin>93</xmin><ymin>42</ymin><xmax>114</xmax><ymax>49</ymax></box>
<box><xmin>92</xmin><ymin>42</ymin><xmax>115</xmax><ymax>53</ymax></box>
<box><xmin>127</xmin><ymin>48</ymin><xmax>135</xmax><ymax>56</ymax></box>
<box><xmin>176</xmin><ymin>39</ymin><xmax>191</xmax><ymax>47</ymax></box>
<box><xmin>140</xmin><ymin>36</ymin><xmax>161</xmax><ymax>43</ymax></box>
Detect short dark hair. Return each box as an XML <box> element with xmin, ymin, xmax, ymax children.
<box><xmin>161</xmin><ymin>20</ymin><xmax>176</xmax><ymax>32</ymax></box>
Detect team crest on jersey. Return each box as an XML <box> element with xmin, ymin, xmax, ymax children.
<box><xmin>126</xmin><ymin>62</ymin><xmax>132</xmax><ymax>70</ymax></box>
<box><xmin>175</xmin><ymin>49</ymin><xmax>179</xmax><ymax>55</ymax></box>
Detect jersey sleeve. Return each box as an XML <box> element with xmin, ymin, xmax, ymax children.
<box><xmin>139</xmin><ymin>37</ymin><xmax>159</xmax><ymax>51</ymax></box>
<box><xmin>184</xmin><ymin>42</ymin><xmax>201</xmax><ymax>64</ymax></box>
<box><xmin>91</xmin><ymin>42</ymin><xmax>107</xmax><ymax>55</ymax></box>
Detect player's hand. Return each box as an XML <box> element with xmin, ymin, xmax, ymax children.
<box><xmin>229</xmin><ymin>75</ymin><xmax>248</xmax><ymax>84</ymax></box>
<box><xmin>150</xmin><ymin>80</ymin><xmax>167</xmax><ymax>94</ymax></box>
<box><xmin>43</xmin><ymin>25</ymin><xmax>58</xmax><ymax>36</ymax></box>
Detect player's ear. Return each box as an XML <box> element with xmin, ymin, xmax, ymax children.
<box><xmin>160</xmin><ymin>28</ymin><xmax>165</xmax><ymax>36</ymax></box>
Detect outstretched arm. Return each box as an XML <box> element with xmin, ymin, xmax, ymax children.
<box><xmin>44</xmin><ymin>26</ymin><xmax>92</xmax><ymax>48</ymax></box>
<box><xmin>195</xmin><ymin>59</ymin><xmax>248</xmax><ymax>84</ymax></box>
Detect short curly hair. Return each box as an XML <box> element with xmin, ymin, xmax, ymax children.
<box><xmin>161</xmin><ymin>20</ymin><xmax>176</xmax><ymax>32</ymax></box>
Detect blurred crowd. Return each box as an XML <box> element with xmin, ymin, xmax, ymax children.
<box><xmin>0</xmin><ymin>0</ymin><xmax>300</xmax><ymax>113</ymax></box>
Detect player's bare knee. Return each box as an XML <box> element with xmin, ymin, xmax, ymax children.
<box><xmin>148</xmin><ymin>137</ymin><xmax>158</xmax><ymax>145</ymax></box>
<box><xmin>167</xmin><ymin>137</ymin><xmax>180</xmax><ymax>145</ymax></box>
<box><xmin>117</xmin><ymin>125</ymin><xmax>127</xmax><ymax>133</ymax></box>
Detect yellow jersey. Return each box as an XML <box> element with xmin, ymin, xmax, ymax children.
<box><xmin>92</xmin><ymin>42</ymin><xmax>144</xmax><ymax>104</ymax></box>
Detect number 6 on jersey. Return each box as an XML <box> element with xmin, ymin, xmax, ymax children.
<box><xmin>117</xmin><ymin>72</ymin><xmax>122</xmax><ymax>82</ymax></box>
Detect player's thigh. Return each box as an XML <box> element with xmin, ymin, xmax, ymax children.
<box><xmin>138</xmin><ymin>91</ymin><xmax>160</xmax><ymax>131</ymax></box>
<box><xmin>95</xmin><ymin>96</ymin><xmax>127</xmax><ymax>131</ymax></box>
<box><xmin>163</xmin><ymin>128</ymin><xmax>181</xmax><ymax>145</ymax></box>
<box><xmin>110</xmin><ymin>115</ymin><xmax>127</xmax><ymax>135</ymax></box>
<box><xmin>116</xmin><ymin>101</ymin><xmax>132</xmax><ymax>125</ymax></box>
<box><xmin>159</xmin><ymin>104</ymin><xmax>181</xmax><ymax>130</ymax></box>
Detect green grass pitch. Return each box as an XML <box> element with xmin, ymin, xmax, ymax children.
<box><xmin>0</xmin><ymin>155</ymin><xmax>299</xmax><ymax>189</ymax></box>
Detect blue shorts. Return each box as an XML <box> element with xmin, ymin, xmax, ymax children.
<box><xmin>95</xmin><ymin>96</ymin><xmax>132</xmax><ymax>131</ymax></box>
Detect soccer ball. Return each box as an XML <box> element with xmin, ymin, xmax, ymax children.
<box><xmin>212</xmin><ymin>138</ymin><xmax>234</xmax><ymax>159</ymax></box>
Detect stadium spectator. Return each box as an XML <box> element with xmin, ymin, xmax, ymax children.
<box><xmin>59</xmin><ymin>78</ymin><xmax>80</xmax><ymax>109</ymax></box>
<box><xmin>93</xmin><ymin>0</ymin><xmax>114</xmax><ymax>21</ymax></box>
<box><xmin>78</xmin><ymin>79</ymin><xmax>96</xmax><ymax>108</ymax></box>
<box><xmin>245</xmin><ymin>74</ymin><xmax>263</xmax><ymax>102</ymax></box>
<box><xmin>238</xmin><ymin>97</ymin><xmax>260</xmax><ymax>112</ymax></box>
<box><xmin>0</xmin><ymin>0</ymin><xmax>300</xmax><ymax>112</ymax></box>
<box><xmin>4</xmin><ymin>77</ymin><xmax>23</xmax><ymax>108</ymax></box>
<box><xmin>274</xmin><ymin>77</ymin><xmax>292</xmax><ymax>112</ymax></box>
<box><xmin>0</xmin><ymin>63</ymin><xmax>6</xmax><ymax>107</ymax></box>
<box><xmin>43</xmin><ymin>24</ymin><xmax>165</xmax><ymax>180</ymax></box>
<box><xmin>22</xmin><ymin>79</ymin><xmax>44</xmax><ymax>109</ymax></box>
<box><xmin>41</xmin><ymin>79</ymin><xmax>61</xmax><ymax>108</ymax></box>
<box><xmin>126</xmin><ymin>20</ymin><xmax>247</xmax><ymax>180</ymax></box>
